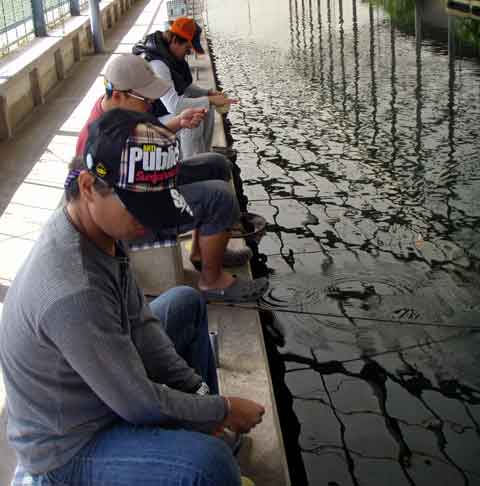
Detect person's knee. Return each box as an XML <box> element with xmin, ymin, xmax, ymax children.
<box><xmin>168</xmin><ymin>286</ymin><xmax>206</xmax><ymax>321</ymax></box>
<box><xmin>203</xmin><ymin>181</ymin><xmax>240</xmax><ymax>233</ymax></box>
<box><xmin>192</xmin><ymin>436</ymin><xmax>241</xmax><ymax>486</ymax></box>
<box><xmin>172</xmin><ymin>286</ymin><xmax>203</xmax><ymax>306</ymax></box>
<box><xmin>178</xmin><ymin>181</ymin><xmax>240</xmax><ymax>234</ymax></box>
<box><xmin>204</xmin><ymin>153</ymin><xmax>232</xmax><ymax>181</ymax></box>
<box><xmin>213</xmin><ymin>182</ymin><xmax>240</xmax><ymax>222</ymax></box>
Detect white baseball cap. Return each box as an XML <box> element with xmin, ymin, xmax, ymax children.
<box><xmin>104</xmin><ymin>54</ymin><xmax>172</xmax><ymax>98</ymax></box>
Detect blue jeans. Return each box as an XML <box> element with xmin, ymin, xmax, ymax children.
<box><xmin>12</xmin><ymin>426</ymin><xmax>241</xmax><ymax>486</ymax></box>
<box><xmin>11</xmin><ymin>287</ymin><xmax>237</xmax><ymax>486</ymax></box>
<box><xmin>148</xmin><ymin>285</ymin><xmax>218</xmax><ymax>394</ymax></box>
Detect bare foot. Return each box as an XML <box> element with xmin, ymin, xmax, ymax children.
<box><xmin>198</xmin><ymin>270</ymin><xmax>235</xmax><ymax>291</ymax></box>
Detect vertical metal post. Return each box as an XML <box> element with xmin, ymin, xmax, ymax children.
<box><xmin>209</xmin><ymin>331</ymin><xmax>219</xmax><ymax>368</ymax></box>
<box><xmin>31</xmin><ymin>0</ymin><xmax>47</xmax><ymax>37</ymax></box>
<box><xmin>88</xmin><ymin>0</ymin><xmax>105</xmax><ymax>53</ymax></box>
<box><xmin>70</xmin><ymin>0</ymin><xmax>81</xmax><ymax>16</ymax></box>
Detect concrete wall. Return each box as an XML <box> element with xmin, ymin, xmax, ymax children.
<box><xmin>0</xmin><ymin>0</ymin><xmax>137</xmax><ymax>141</ymax></box>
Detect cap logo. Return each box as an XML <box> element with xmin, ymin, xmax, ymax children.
<box><xmin>171</xmin><ymin>188</ymin><xmax>193</xmax><ymax>216</ymax></box>
<box><xmin>86</xmin><ymin>153</ymin><xmax>94</xmax><ymax>169</ymax></box>
<box><xmin>96</xmin><ymin>163</ymin><xmax>108</xmax><ymax>177</ymax></box>
<box><xmin>126</xmin><ymin>143</ymin><xmax>179</xmax><ymax>185</ymax></box>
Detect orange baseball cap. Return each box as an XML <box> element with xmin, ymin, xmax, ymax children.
<box><xmin>170</xmin><ymin>17</ymin><xmax>196</xmax><ymax>42</ymax></box>
<box><xmin>169</xmin><ymin>17</ymin><xmax>205</xmax><ymax>54</ymax></box>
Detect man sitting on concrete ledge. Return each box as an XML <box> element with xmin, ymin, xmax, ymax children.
<box><xmin>1</xmin><ymin>111</ymin><xmax>265</xmax><ymax>486</ymax></box>
<box><xmin>133</xmin><ymin>17</ymin><xmax>237</xmax><ymax>158</ymax></box>
<box><xmin>77</xmin><ymin>54</ymin><xmax>264</xmax><ymax>301</ymax></box>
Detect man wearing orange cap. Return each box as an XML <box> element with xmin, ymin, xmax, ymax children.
<box><xmin>133</xmin><ymin>17</ymin><xmax>236</xmax><ymax>158</ymax></box>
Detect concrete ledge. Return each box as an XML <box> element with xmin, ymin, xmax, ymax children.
<box><xmin>187</xmin><ymin>14</ymin><xmax>291</xmax><ymax>485</ymax></box>
<box><xmin>129</xmin><ymin>241</ymin><xmax>184</xmax><ymax>295</ymax></box>
<box><xmin>0</xmin><ymin>0</ymin><xmax>138</xmax><ymax>141</ymax></box>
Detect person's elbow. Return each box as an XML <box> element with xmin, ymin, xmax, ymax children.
<box><xmin>114</xmin><ymin>399</ymin><xmax>169</xmax><ymax>425</ymax></box>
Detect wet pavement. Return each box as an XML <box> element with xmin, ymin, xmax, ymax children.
<box><xmin>205</xmin><ymin>0</ymin><xmax>480</xmax><ymax>484</ymax></box>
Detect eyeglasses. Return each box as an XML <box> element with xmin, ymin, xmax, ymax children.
<box><xmin>126</xmin><ymin>90</ymin><xmax>153</xmax><ymax>104</ymax></box>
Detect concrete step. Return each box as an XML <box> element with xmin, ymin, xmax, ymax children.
<box><xmin>129</xmin><ymin>241</ymin><xmax>184</xmax><ymax>296</ymax></box>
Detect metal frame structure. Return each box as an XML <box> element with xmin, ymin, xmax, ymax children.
<box><xmin>0</xmin><ymin>0</ymin><xmax>35</xmax><ymax>55</ymax></box>
<box><xmin>0</xmin><ymin>0</ymin><xmax>100</xmax><ymax>57</ymax></box>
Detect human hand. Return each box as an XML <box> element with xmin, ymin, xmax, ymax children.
<box><xmin>208</xmin><ymin>89</ymin><xmax>223</xmax><ymax>96</ymax></box>
<box><xmin>208</xmin><ymin>93</ymin><xmax>239</xmax><ymax>107</ymax></box>
<box><xmin>222</xmin><ymin>397</ymin><xmax>265</xmax><ymax>434</ymax></box>
<box><xmin>178</xmin><ymin>107</ymin><xmax>207</xmax><ymax>129</ymax></box>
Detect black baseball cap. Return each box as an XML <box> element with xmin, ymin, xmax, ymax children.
<box><xmin>84</xmin><ymin>109</ymin><xmax>194</xmax><ymax>231</ymax></box>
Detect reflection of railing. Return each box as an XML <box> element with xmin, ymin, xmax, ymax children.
<box><xmin>0</xmin><ymin>0</ymin><xmax>98</xmax><ymax>58</ymax></box>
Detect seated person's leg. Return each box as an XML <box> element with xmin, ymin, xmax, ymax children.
<box><xmin>16</xmin><ymin>423</ymin><xmax>241</xmax><ymax>486</ymax></box>
<box><xmin>178</xmin><ymin>152</ymin><xmax>232</xmax><ymax>184</ymax></box>
<box><xmin>177</xmin><ymin>180</ymin><xmax>268</xmax><ymax>301</ymax></box>
<box><xmin>203</xmin><ymin>105</ymin><xmax>215</xmax><ymax>152</ymax></box>
<box><xmin>176</xmin><ymin>105</ymin><xmax>215</xmax><ymax>159</ymax></box>
<box><xmin>148</xmin><ymin>286</ymin><xmax>218</xmax><ymax>394</ymax></box>
<box><xmin>177</xmin><ymin>153</ymin><xmax>235</xmax><ymax>273</ymax></box>
<box><xmin>178</xmin><ymin>119</ymin><xmax>207</xmax><ymax>159</ymax></box>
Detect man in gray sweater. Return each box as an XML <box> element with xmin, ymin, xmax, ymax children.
<box><xmin>0</xmin><ymin>110</ymin><xmax>264</xmax><ymax>486</ymax></box>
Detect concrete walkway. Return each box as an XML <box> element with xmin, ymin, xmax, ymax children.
<box><xmin>0</xmin><ymin>1</ymin><xmax>289</xmax><ymax>484</ymax></box>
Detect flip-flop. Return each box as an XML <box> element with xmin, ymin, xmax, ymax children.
<box><xmin>230</xmin><ymin>212</ymin><xmax>267</xmax><ymax>241</ymax></box>
<box><xmin>191</xmin><ymin>247</ymin><xmax>253</xmax><ymax>271</ymax></box>
<box><xmin>201</xmin><ymin>276</ymin><xmax>269</xmax><ymax>303</ymax></box>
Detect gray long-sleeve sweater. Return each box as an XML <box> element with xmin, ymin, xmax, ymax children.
<box><xmin>0</xmin><ymin>208</ymin><xmax>226</xmax><ymax>474</ymax></box>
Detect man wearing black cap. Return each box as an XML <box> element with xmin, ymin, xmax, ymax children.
<box><xmin>133</xmin><ymin>17</ymin><xmax>236</xmax><ymax>158</ymax></box>
<box><xmin>1</xmin><ymin>110</ymin><xmax>265</xmax><ymax>486</ymax></box>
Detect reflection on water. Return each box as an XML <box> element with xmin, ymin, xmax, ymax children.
<box><xmin>206</xmin><ymin>0</ymin><xmax>480</xmax><ymax>484</ymax></box>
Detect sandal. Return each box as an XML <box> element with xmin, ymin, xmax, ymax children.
<box><xmin>201</xmin><ymin>276</ymin><xmax>269</xmax><ymax>303</ymax></box>
<box><xmin>229</xmin><ymin>212</ymin><xmax>267</xmax><ymax>241</ymax></box>
<box><xmin>191</xmin><ymin>247</ymin><xmax>253</xmax><ymax>271</ymax></box>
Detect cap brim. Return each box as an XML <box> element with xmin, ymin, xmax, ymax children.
<box><xmin>134</xmin><ymin>77</ymin><xmax>172</xmax><ymax>99</ymax></box>
<box><xmin>116</xmin><ymin>187</ymin><xmax>195</xmax><ymax>232</ymax></box>
<box><xmin>192</xmin><ymin>42</ymin><xmax>205</xmax><ymax>54</ymax></box>
<box><xmin>192</xmin><ymin>30</ymin><xmax>205</xmax><ymax>54</ymax></box>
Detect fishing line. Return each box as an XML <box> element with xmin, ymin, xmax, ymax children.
<box><xmin>339</xmin><ymin>332</ymin><xmax>469</xmax><ymax>365</ymax></box>
<box><xmin>209</xmin><ymin>302</ymin><xmax>480</xmax><ymax>330</ymax></box>
<box><xmin>283</xmin><ymin>332</ymin><xmax>471</xmax><ymax>367</ymax></box>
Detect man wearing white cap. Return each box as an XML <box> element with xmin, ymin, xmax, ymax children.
<box><xmin>76</xmin><ymin>54</ymin><xmax>265</xmax><ymax>302</ymax></box>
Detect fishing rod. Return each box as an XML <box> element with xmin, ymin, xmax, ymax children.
<box><xmin>209</xmin><ymin>302</ymin><xmax>480</xmax><ymax>330</ymax></box>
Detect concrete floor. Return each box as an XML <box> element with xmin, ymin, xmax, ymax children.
<box><xmin>0</xmin><ymin>1</ymin><xmax>289</xmax><ymax>484</ymax></box>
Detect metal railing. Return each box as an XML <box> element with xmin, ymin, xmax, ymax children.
<box><xmin>44</xmin><ymin>0</ymin><xmax>72</xmax><ymax>29</ymax></box>
<box><xmin>0</xmin><ymin>0</ymin><xmax>35</xmax><ymax>56</ymax></box>
<box><xmin>0</xmin><ymin>0</ymin><xmax>99</xmax><ymax>58</ymax></box>
<box><xmin>79</xmin><ymin>0</ymin><xmax>90</xmax><ymax>11</ymax></box>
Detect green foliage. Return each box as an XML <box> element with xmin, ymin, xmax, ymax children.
<box><xmin>369</xmin><ymin>0</ymin><xmax>417</xmax><ymax>28</ymax></box>
<box><xmin>369</xmin><ymin>0</ymin><xmax>479</xmax><ymax>51</ymax></box>
<box><xmin>455</xmin><ymin>17</ymin><xmax>480</xmax><ymax>50</ymax></box>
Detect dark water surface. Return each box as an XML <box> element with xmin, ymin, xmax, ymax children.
<box><xmin>206</xmin><ymin>1</ymin><xmax>480</xmax><ymax>484</ymax></box>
